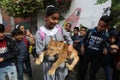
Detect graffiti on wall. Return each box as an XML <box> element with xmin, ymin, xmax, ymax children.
<box><xmin>102</xmin><ymin>7</ymin><xmax>110</xmax><ymax>16</ymax></box>
<box><xmin>1</xmin><ymin>10</ymin><xmax>37</xmax><ymax>34</ymax></box>
<box><xmin>14</xmin><ymin>17</ymin><xmax>37</xmax><ymax>34</ymax></box>
<box><xmin>63</xmin><ymin>8</ymin><xmax>81</xmax><ymax>30</ymax></box>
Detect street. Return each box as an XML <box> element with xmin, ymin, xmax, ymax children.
<box><xmin>24</xmin><ymin>55</ymin><xmax>43</xmax><ymax>80</ymax></box>
<box><xmin>24</xmin><ymin>55</ymin><xmax>106</xmax><ymax>80</ymax></box>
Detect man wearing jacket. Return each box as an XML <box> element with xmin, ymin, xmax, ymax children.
<box><xmin>80</xmin><ymin>16</ymin><xmax>111</xmax><ymax>80</ymax></box>
<box><xmin>0</xmin><ymin>23</ymin><xmax>18</xmax><ymax>80</ymax></box>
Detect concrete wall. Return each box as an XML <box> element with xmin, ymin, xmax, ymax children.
<box><xmin>0</xmin><ymin>10</ymin><xmax>2</xmax><ymax>23</ymax></box>
<box><xmin>37</xmin><ymin>0</ymin><xmax>111</xmax><ymax>29</ymax></box>
<box><xmin>0</xmin><ymin>0</ymin><xmax>111</xmax><ymax>32</ymax></box>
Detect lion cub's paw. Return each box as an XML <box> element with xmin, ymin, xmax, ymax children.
<box><xmin>66</xmin><ymin>63</ymin><xmax>74</xmax><ymax>71</ymax></box>
<box><xmin>48</xmin><ymin>69</ymin><xmax>55</xmax><ymax>75</ymax></box>
<box><xmin>35</xmin><ymin>58</ymin><xmax>42</xmax><ymax>65</ymax></box>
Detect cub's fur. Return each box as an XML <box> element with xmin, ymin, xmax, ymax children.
<box><xmin>35</xmin><ymin>39</ymin><xmax>79</xmax><ymax>75</ymax></box>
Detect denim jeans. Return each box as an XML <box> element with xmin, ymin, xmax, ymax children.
<box><xmin>17</xmin><ymin>58</ymin><xmax>32</xmax><ymax>80</ymax></box>
<box><xmin>0</xmin><ymin>63</ymin><xmax>17</xmax><ymax>80</ymax></box>
<box><xmin>103</xmin><ymin>65</ymin><xmax>112</xmax><ymax>80</ymax></box>
<box><xmin>100</xmin><ymin>54</ymin><xmax>112</xmax><ymax>80</ymax></box>
<box><xmin>16</xmin><ymin>61</ymin><xmax>24</xmax><ymax>80</ymax></box>
<box><xmin>80</xmin><ymin>52</ymin><xmax>101</xmax><ymax>80</ymax></box>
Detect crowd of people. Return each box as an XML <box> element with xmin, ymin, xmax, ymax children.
<box><xmin>66</xmin><ymin>16</ymin><xmax>120</xmax><ymax>80</ymax></box>
<box><xmin>0</xmin><ymin>5</ymin><xmax>120</xmax><ymax>80</ymax></box>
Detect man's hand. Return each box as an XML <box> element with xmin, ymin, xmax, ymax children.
<box><xmin>0</xmin><ymin>57</ymin><xmax>4</xmax><ymax>62</ymax></box>
<box><xmin>103</xmin><ymin>48</ymin><xmax>108</xmax><ymax>55</ymax></box>
<box><xmin>111</xmin><ymin>45</ymin><xmax>119</xmax><ymax>49</ymax></box>
<box><xmin>74</xmin><ymin>40</ymin><xmax>80</xmax><ymax>43</ymax></box>
<box><xmin>111</xmin><ymin>45</ymin><xmax>119</xmax><ymax>54</ymax></box>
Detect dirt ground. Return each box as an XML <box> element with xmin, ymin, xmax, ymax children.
<box><xmin>65</xmin><ymin>64</ymin><xmax>106</xmax><ymax>80</ymax></box>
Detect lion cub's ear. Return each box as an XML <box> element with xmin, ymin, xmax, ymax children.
<box><xmin>56</xmin><ymin>41</ymin><xmax>64</xmax><ymax>49</ymax></box>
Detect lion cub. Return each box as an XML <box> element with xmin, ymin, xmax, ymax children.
<box><xmin>35</xmin><ymin>39</ymin><xmax>79</xmax><ymax>75</ymax></box>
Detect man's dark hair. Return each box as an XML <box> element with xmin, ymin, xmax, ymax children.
<box><xmin>0</xmin><ymin>23</ymin><xmax>5</xmax><ymax>33</ymax></box>
<box><xmin>74</xmin><ymin>27</ymin><xmax>79</xmax><ymax>31</ymax></box>
<box><xmin>100</xmin><ymin>16</ymin><xmax>111</xmax><ymax>25</ymax></box>
<box><xmin>66</xmin><ymin>23</ymin><xmax>72</xmax><ymax>28</ymax></box>
<box><xmin>11</xmin><ymin>28</ymin><xmax>23</xmax><ymax>36</ymax></box>
<box><xmin>80</xmin><ymin>26</ymin><xmax>87</xmax><ymax>31</ymax></box>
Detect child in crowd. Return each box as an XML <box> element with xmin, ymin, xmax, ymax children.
<box><xmin>66</xmin><ymin>27</ymin><xmax>80</xmax><ymax>80</ymax></box>
<box><xmin>107</xmin><ymin>30</ymin><xmax>120</xmax><ymax>80</ymax></box>
<box><xmin>100</xmin><ymin>30</ymin><xmax>119</xmax><ymax>80</ymax></box>
<box><xmin>26</xmin><ymin>29</ymin><xmax>38</xmax><ymax>59</ymax></box>
<box><xmin>12</xmin><ymin>28</ymin><xmax>32</xmax><ymax>80</ymax></box>
<box><xmin>0</xmin><ymin>23</ymin><xmax>18</xmax><ymax>80</ymax></box>
<box><xmin>16</xmin><ymin>25</ymin><xmax>29</xmax><ymax>47</ymax></box>
<box><xmin>16</xmin><ymin>25</ymin><xmax>32</xmax><ymax>78</ymax></box>
<box><xmin>80</xmin><ymin>16</ymin><xmax>111</xmax><ymax>80</ymax></box>
<box><xmin>77</xmin><ymin>26</ymin><xmax>87</xmax><ymax>80</ymax></box>
<box><xmin>71</xmin><ymin>27</ymin><xmax>80</xmax><ymax>52</ymax></box>
<box><xmin>64</xmin><ymin>23</ymin><xmax>72</xmax><ymax>36</ymax></box>
<box><xmin>35</xmin><ymin>5</ymin><xmax>73</xmax><ymax>80</ymax></box>
<box><xmin>79</xmin><ymin>26</ymin><xmax>87</xmax><ymax>37</ymax></box>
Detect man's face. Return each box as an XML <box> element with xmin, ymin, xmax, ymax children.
<box><xmin>26</xmin><ymin>30</ymin><xmax>31</xmax><ymax>37</ymax></box>
<box><xmin>109</xmin><ymin>36</ymin><xmax>116</xmax><ymax>43</ymax></box>
<box><xmin>14</xmin><ymin>34</ymin><xmax>24</xmax><ymax>41</ymax></box>
<box><xmin>73</xmin><ymin>29</ymin><xmax>79</xmax><ymax>35</ymax></box>
<box><xmin>0</xmin><ymin>32</ymin><xmax>5</xmax><ymax>40</ymax></box>
<box><xmin>65</xmin><ymin>23</ymin><xmax>71</xmax><ymax>32</ymax></box>
<box><xmin>80</xmin><ymin>28</ymin><xmax>86</xmax><ymax>36</ymax></box>
<box><xmin>19</xmin><ymin>26</ymin><xmax>25</xmax><ymax>33</ymax></box>
<box><xmin>97</xmin><ymin>20</ymin><xmax>108</xmax><ymax>32</ymax></box>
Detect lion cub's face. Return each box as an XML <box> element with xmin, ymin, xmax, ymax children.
<box><xmin>46</xmin><ymin>39</ymin><xmax>65</xmax><ymax>56</ymax></box>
